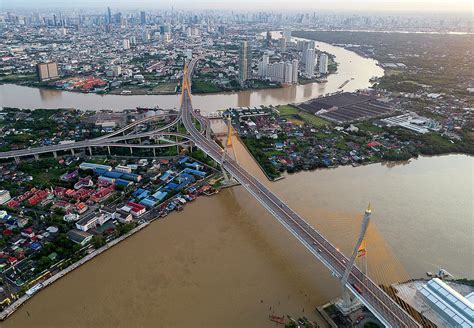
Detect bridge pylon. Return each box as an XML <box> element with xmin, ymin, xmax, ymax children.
<box><xmin>337</xmin><ymin>204</ymin><xmax>372</xmax><ymax>314</ymax></box>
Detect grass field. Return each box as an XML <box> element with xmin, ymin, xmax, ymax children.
<box><xmin>276</xmin><ymin>105</ymin><xmax>330</xmax><ymax>127</ymax></box>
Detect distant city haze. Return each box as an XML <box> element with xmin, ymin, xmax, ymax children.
<box><xmin>2</xmin><ymin>0</ymin><xmax>473</xmax><ymax>13</ymax></box>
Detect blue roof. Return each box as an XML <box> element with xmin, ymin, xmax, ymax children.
<box><xmin>104</xmin><ymin>171</ymin><xmax>123</xmax><ymax>179</ymax></box>
<box><xmin>165</xmin><ymin>182</ymin><xmax>179</xmax><ymax>190</ymax></box>
<box><xmin>177</xmin><ymin>156</ymin><xmax>189</xmax><ymax>164</ymax></box>
<box><xmin>139</xmin><ymin>198</ymin><xmax>157</xmax><ymax>208</ymax></box>
<box><xmin>30</xmin><ymin>242</ymin><xmax>42</xmax><ymax>251</ymax></box>
<box><xmin>132</xmin><ymin>188</ymin><xmax>147</xmax><ymax>197</ymax></box>
<box><xmin>152</xmin><ymin>191</ymin><xmax>168</xmax><ymax>202</ymax></box>
<box><xmin>115</xmin><ymin>179</ymin><xmax>133</xmax><ymax>186</ymax></box>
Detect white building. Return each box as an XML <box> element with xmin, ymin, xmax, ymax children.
<box><xmin>258</xmin><ymin>52</ymin><xmax>270</xmax><ymax>78</ymax></box>
<box><xmin>304</xmin><ymin>49</ymin><xmax>316</xmax><ymax>78</ymax></box>
<box><xmin>417</xmin><ymin>278</ymin><xmax>474</xmax><ymax>328</ymax></box>
<box><xmin>284</xmin><ymin>62</ymin><xmax>293</xmax><ymax>84</ymax></box>
<box><xmin>283</xmin><ymin>29</ymin><xmax>291</xmax><ymax>43</ymax></box>
<box><xmin>0</xmin><ymin>190</ymin><xmax>11</xmax><ymax>205</ymax></box>
<box><xmin>319</xmin><ymin>53</ymin><xmax>329</xmax><ymax>74</ymax></box>
<box><xmin>291</xmin><ymin>59</ymin><xmax>299</xmax><ymax>84</ymax></box>
<box><xmin>267</xmin><ymin>61</ymin><xmax>285</xmax><ymax>83</ymax></box>
<box><xmin>185</xmin><ymin>49</ymin><xmax>193</xmax><ymax>60</ymax></box>
<box><xmin>122</xmin><ymin>39</ymin><xmax>130</xmax><ymax>50</ymax></box>
<box><xmin>278</xmin><ymin>37</ymin><xmax>286</xmax><ymax>52</ymax></box>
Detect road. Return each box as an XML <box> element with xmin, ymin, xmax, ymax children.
<box><xmin>181</xmin><ymin>59</ymin><xmax>420</xmax><ymax>328</ymax></box>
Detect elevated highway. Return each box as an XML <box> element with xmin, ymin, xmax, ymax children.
<box><xmin>181</xmin><ymin>59</ymin><xmax>420</xmax><ymax>328</ymax></box>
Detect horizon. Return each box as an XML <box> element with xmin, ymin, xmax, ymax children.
<box><xmin>1</xmin><ymin>0</ymin><xmax>473</xmax><ymax>14</ymax></box>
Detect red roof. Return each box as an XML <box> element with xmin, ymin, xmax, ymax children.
<box><xmin>367</xmin><ymin>141</ymin><xmax>381</xmax><ymax>147</ymax></box>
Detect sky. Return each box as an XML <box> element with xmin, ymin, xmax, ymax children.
<box><xmin>1</xmin><ymin>0</ymin><xmax>473</xmax><ymax>13</ymax></box>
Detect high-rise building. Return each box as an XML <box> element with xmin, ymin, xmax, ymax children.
<box><xmin>107</xmin><ymin>7</ymin><xmax>112</xmax><ymax>24</ymax></box>
<box><xmin>129</xmin><ymin>35</ymin><xmax>137</xmax><ymax>46</ymax></box>
<box><xmin>36</xmin><ymin>62</ymin><xmax>59</xmax><ymax>81</ymax></box>
<box><xmin>319</xmin><ymin>54</ymin><xmax>328</xmax><ymax>74</ymax></box>
<box><xmin>278</xmin><ymin>37</ymin><xmax>287</xmax><ymax>52</ymax></box>
<box><xmin>283</xmin><ymin>29</ymin><xmax>291</xmax><ymax>43</ymax></box>
<box><xmin>140</xmin><ymin>11</ymin><xmax>146</xmax><ymax>25</ymax></box>
<box><xmin>122</xmin><ymin>39</ymin><xmax>130</xmax><ymax>50</ymax></box>
<box><xmin>284</xmin><ymin>62</ymin><xmax>293</xmax><ymax>84</ymax></box>
<box><xmin>304</xmin><ymin>49</ymin><xmax>316</xmax><ymax>78</ymax></box>
<box><xmin>239</xmin><ymin>41</ymin><xmax>252</xmax><ymax>83</ymax></box>
<box><xmin>291</xmin><ymin>59</ymin><xmax>299</xmax><ymax>84</ymax></box>
<box><xmin>258</xmin><ymin>52</ymin><xmax>270</xmax><ymax>78</ymax></box>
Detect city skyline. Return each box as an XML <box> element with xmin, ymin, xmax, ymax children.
<box><xmin>2</xmin><ymin>0</ymin><xmax>473</xmax><ymax>13</ymax></box>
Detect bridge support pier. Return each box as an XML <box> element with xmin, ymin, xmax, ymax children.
<box><xmin>53</xmin><ymin>151</ymin><xmax>58</xmax><ymax>159</ymax></box>
<box><xmin>88</xmin><ymin>147</ymin><xmax>92</xmax><ymax>156</ymax></box>
<box><xmin>129</xmin><ymin>147</ymin><xmax>133</xmax><ymax>155</ymax></box>
<box><xmin>337</xmin><ymin>204</ymin><xmax>372</xmax><ymax>314</ymax></box>
<box><xmin>107</xmin><ymin>146</ymin><xmax>111</xmax><ymax>155</ymax></box>
<box><xmin>70</xmin><ymin>149</ymin><xmax>75</xmax><ymax>156</ymax></box>
<box><xmin>14</xmin><ymin>157</ymin><xmax>20</xmax><ymax>164</ymax></box>
<box><xmin>34</xmin><ymin>154</ymin><xmax>39</xmax><ymax>161</ymax></box>
<box><xmin>153</xmin><ymin>148</ymin><xmax>156</xmax><ymax>157</ymax></box>
<box><xmin>220</xmin><ymin>150</ymin><xmax>231</xmax><ymax>183</ymax></box>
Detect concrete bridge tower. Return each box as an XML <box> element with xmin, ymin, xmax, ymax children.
<box><xmin>338</xmin><ymin>204</ymin><xmax>372</xmax><ymax>314</ymax></box>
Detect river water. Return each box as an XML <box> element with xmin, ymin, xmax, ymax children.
<box><xmin>1</xmin><ymin>36</ymin><xmax>472</xmax><ymax>328</ymax></box>
<box><xmin>0</xmin><ymin>40</ymin><xmax>383</xmax><ymax>112</ymax></box>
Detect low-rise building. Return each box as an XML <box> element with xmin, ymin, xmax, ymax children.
<box><xmin>0</xmin><ymin>190</ymin><xmax>11</xmax><ymax>205</ymax></box>
<box><xmin>67</xmin><ymin>229</ymin><xmax>93</xmax><ymax>246</ymax></box>
<box><xmin>417</xmin><ymin>278</ymin><xmax>474</xmax><ymax>328</ymax></box>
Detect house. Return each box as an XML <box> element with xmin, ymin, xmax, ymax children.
<box><xmin>125</xmin><ymin>202</ymin><xmax>146</xmax><ymax>217</ymax></box>
<box><xmin>67</xmin><ymin>229</ymin><xmax>93</xmax><ymax>246</ymax></box>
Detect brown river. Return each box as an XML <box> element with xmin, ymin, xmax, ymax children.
<box><xmin>1</xmin><ymin>36</ymin><xmax>473</xmax><ymax>328</ymax></box>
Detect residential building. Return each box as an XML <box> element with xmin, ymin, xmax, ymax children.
<box><xmin>283</xmin><ymin>29</ymin><xmax>291</xmax><ymax>43</ymax></box>
<box><xmin>122</xmin><ymin>38</ymin><xmax>130</xmax><ymax>50</ymax></box>
<box><xmin>278</xmin><ymin>37</ymin><xmax>287</xmax><ymax>52</ymax></box>
<box><xmin>304</xmin><ymin>49</ymin><xmax>316</xmax><ymax>78</ymax></box>
<box><xmin>36</xmin><ymin>62</ymin><xmax>59</xmax><ymax>81</ymax></box>
<box><xmin>291</xmin><ymin>59</ymin><xmax>299</xmax><ymax>84</ymax></box>
<box><xmin>319</xmin><ymin>53</ymin><xmax>329</xmax><ymax>74</ymax></box>
<box><xmin>239</xmin><ymin>40</ymin><xmax>252</xmax><ymax>83</ymax></box>
<box><xmin>67</xmin><ymin>229</ymin><xmax>93</xmax><ymax>246</ymax></box>
<box><xmin>284</xmin><ymin>62</ymin><xmax>293</xmax><ymax>84</ymax></box>
<box><xmin>0</xmin><ymin>190</ymin><xmax>11</xmax><ymax>205</ymax></box>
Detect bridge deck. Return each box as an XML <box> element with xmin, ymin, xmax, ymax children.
<box><xmin>181</xmin><ymin>60</ymin><xmax>420</xmax><ymax>328</ymax></box>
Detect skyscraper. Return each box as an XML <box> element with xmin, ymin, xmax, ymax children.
<box><xmin>140</xmin><ymin>11</ymin><xmax>146</xmax><ymax>25</ymax></box>
<box><xmin>304</xmin><ymin>49</ymin><xmax>316</xmax><ymax>78</ymax></box>
<box><xmin>278</xmin><ymin>37</ymin><xmax>287</xmax><ymax>52</ymax></box>
<box><xmin>107</xmin><ymin>7</ymin><xmax>112</xmax><ymax>24</ymax></box>
<box><xmin>239</xmin><ymin>41</ymin><xmax>252</xmax><ymax>83</ymax></box>
<box><xmin>283</xmin><ymin>29</ymin><xmax>291</xmax><ymax>43</ymax></box>
<box><xmin>291</xmin><ymin>59</ymin><xmax>299</xmax><ymax>84</ymax></box>
<box><xmin>36</xmin><ymin>62</ymin><xmax>59</xmax><ymax>81</ymax></box>
<box><xmin>319</xmin><ymin>54</ymin><xmax>328</xmax><ymax>74</ymax></box>
<box><xmin>284</xmin><ymin>62</ymin><xmax>293</xmax><ymax>84</ymax></box>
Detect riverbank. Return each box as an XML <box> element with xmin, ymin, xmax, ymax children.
<box><xmin>0</xmin><ymin>221</ymin><xmax>150</xmax><ymax>321</ymax></box>
<box><xmin>0</xmin><ymin>39</ymin><xmax>384</xmax><ymax>111</ymax></box>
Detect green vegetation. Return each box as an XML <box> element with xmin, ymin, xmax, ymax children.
<box><xmin>92</xmin><ymin>235</ymin><xmax>106</xmax><ymax>249</ymax></box>
<box><xmin>0</xmin><ymin>74</ymin><xmax>37</xmax><ymax>83</ymax></box>
<box><xmin>191</xmin><ymin>80</ymin><xmax>222</xmax><ymax>93</ymax></box>
<box><xmin>453</xmin><ymin>278</ymin><xmax>474</xmax><ymax>287</ymax></box>
<box><xmin>276</xmin><ymin>105</ymin><xmax>330</xmax><ymax>128</ymax></box>
<box><xmin>292</xmin><ymin>31</ymin><xmax>474</xmax><ymax>97</ymax></box>
<box><xmin>364</xmin><ymin>323</ymin><xmax>382</xmax><ymax>328</ymax></box>
<box><xmin>241</xmin><ymin>137</ymin><xmax>282</xmax><ymax>180</ymax></box>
